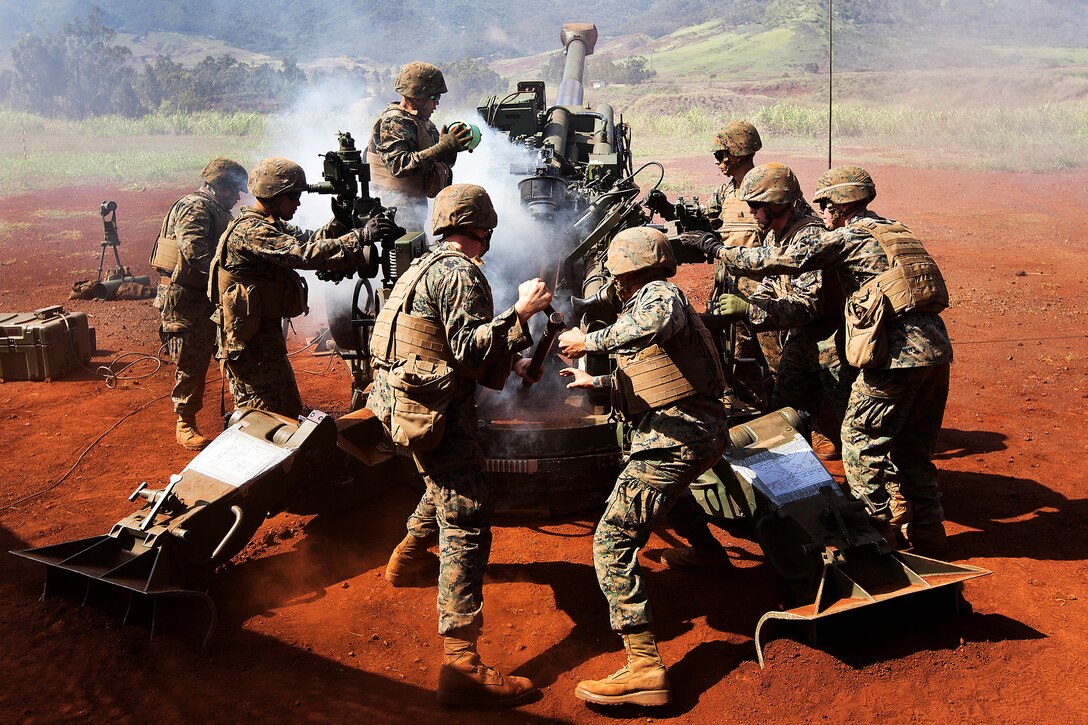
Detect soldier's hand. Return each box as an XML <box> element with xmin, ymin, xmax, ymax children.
<box><xmin>559</xmin><ymin>367</ymin><xmax>594</xmax><ymax>389</ymax></box>
<box><xmin>557</xmin><ymin>327</ymin><xmax>587</xmax><ymax>359</ymax></box>
<box><xmin>447</xmin><ymin>123</ymin><xmax>474</xmax><ymax>152</ymax></box>
<box><xmin>713</xmin><ymin>293</ymin><xmax>750</xmax><ymax>319</ymax></box>
<box><xmin>679</xmin><ymin>231</ymin><xmax>723</xmax><ymax>261</ymax></box>
<box><xmin>360</xmin><ymin>213</ymin><xmax>402</xmax><ymax>245</ymax></box>
<box><xmin>430</xmin><ymin>132</ymin><xmax>462</xmax><ymax>163</ymax></box>
<box><xmin>331</xmin><ymin>198</ymin><xmax>354</xmax><ymax>227</ymax></box>
<box><xmin>514</xmin><ymin>278</ymin><xmax>552</xmax><ymax>323</ymax></box>
<box><xmin>513</xmin><ymin>356</ymin><xmax>543</xmax><ymax>384</ymax></box>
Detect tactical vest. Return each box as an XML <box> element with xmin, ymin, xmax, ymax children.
<box><xmin>367</xmin><ymin>108</ymin><xmax>449</xmax><ymax>199</ymax></box>
<box><xmin>853</xmin><ymin>219</ymin><xmax>948</xmax><ymax>315</ymax></box>
<box><xmin>150</xmin><ymin>193</ymin><xmax>227</xmax><ymax>288</ymax></box>
<box><xmin>614</xmin><ymin>295</ymin><xmax>726</xmax><ymax>416</ymax></box>
<box><xmin>208</xmin><ymin>215</ymin><xmax>308</xmax><ymax>321</ymax></box>
<box><xmin>370</xmin><ymin>250</ymin><xmax>496</xmax><ymax>385</ymax></box>
<box><xmin>717</xmin><ymin>187</ymin><xmax>763</xmax><ymax>249</ymax></box>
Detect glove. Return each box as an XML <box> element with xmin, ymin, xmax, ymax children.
<box><xmin>331</xmin><ymin>198</ymin><xmax>354</xmax><ymax>227</ymax></box>
<box><xmin>443</xmin><ymin>123</ymin><xmax>474</xmax><ymax>151</ymax></box>
<box><xmin>713</xmin><ymin>293</ymin><xmax>749</xmax><ymax>319</ymax></box>
<box><xmin>360</xmin><ymin>214</ymin><xmax>403</xmax><ymax>245</ymax></box>
<box><xmin>679</xmin><ymin>231</ymin><xmax>723</xmax><ymax>261</ymax></box>
<box><xmin>428</xmin><ymin>132</ymin><xmax>462</xmax><ymax>164</ymax></box>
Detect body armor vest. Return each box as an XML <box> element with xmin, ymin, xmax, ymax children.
<box><xmin>854</xmin><ymin>220</ymin><xmax>948</xmax><ymax>315</ymax></box>
<box><xmin>208</xmin><ymin>216</ymin><xmax>308</xmax><ymax>320</ymax></box>
<box><xmin>717</xmin><ymin>187</ymin><xmax>764</xmax><ymax>249</ymax></box>
<box><xmin>614</xmin><ymin>298</ymin><xmax>726</xmax><ymax>416</ymax></box>
<box><xmin>150</xmin><ymin>194</ymin><xmax>228</xmax><ymax>287</ymax></box>
<box><xmin>370</xmin><ymin>250</ymin><xmax>494</xmax><ymax>384</ymax></box>
<box><xmin>367</xmin><ymin>108</ymin><xmax>449</xmax><ymax>199</ymax></box>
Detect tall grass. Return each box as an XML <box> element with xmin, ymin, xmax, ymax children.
<box><xmin>627</xmin><ymin>100</ymin><xmax>1088</xmax><ymax>171</ymax></box>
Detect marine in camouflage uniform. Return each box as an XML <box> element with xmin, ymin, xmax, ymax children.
<box><xmin>558</xmin><ymin>227</ymin><xmax>727</xmax><ymax>707</ymax></box>
<box><xmin>367</xmin><ymin>62</ymin><xmax>473</xmax><ymax>231</ymax></box>
<box><xmin>368</xmin><ymin>183</ymin><xmax>548</xmax><ymax>706</ymax></box>
<box><xmin>210</xmin><ymin>157</ymin><xmax>395</xmax><ymax>419</ymax></box>
<box><xmin>692</xmin><ymin>165</ymin><xmax>953</xmax><ymax>553</ymax></box>
<box><xmin>151</xmin><ymin>158</ymin><xmax>247</xmax><ymax>450</ymax></box>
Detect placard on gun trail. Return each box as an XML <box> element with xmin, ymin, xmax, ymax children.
<box><xmin>0</xmin><ymin>155</ymin><xmax>1086</xmax><ymax>722</ymax></box>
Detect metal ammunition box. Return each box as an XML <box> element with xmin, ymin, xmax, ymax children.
<box><xmin>0</xmin><ymin>305</ymin><xmax>96</xmax><ymax>381</ymax></box>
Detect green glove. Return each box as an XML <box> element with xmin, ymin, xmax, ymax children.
<box><xmin>714</xmin><ymin>293</ymin><xmax>749</xmax><ymax>319</ymax></box>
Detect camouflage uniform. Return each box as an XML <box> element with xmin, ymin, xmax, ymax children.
<box><xmin>213</xmin><ymin>208</ymin><xmax>364</xmax><ymax>418</ymax></box>
<box><xmin>721</xmin><ymin>210</ymin><xmax>952</xmax><ymax>525</ymax></box>
<box><xmin>367</xmin><ymin>104</ymin><xmax>451</xmax><ymax>231</ymax></box>
<box><xmin>366</xmin><ymin>243</ymin><xmax>531</xmax><ymax>635</ymax></box>
<box><xmin>155</xmin><ymin>189</ymin><xmax>232</xmax><ymax>416</ymax></box>
<box><xmin>746</xmin><ymin>214</ymin><xmax>855</xmax><ymax>426</ymax></box>
<box><xmin>584</xmin><ymin>279</ymin><xmax>728</xmax><ymax>631</ymax></box>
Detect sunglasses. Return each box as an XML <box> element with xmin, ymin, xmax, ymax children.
<box><xmin>747</xmin><ymin>201</ymin><xmax>767</xmax><ymax>211</ymax></box>
<box><xmin>817</xmin><ymin>200</ymin><xmax>831</xmax><ymax>210</ymax></box>
<box><xmin>428</xmin><ymin>93</ymin><xmax>441</xmax><ymax>102</ymax></box>
<box><xmin>713</xmin><ymin>150</ymin><xmax>729</xmax><ymax>163</ymax></box>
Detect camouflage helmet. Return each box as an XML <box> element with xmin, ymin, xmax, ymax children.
<box><xmin>739</xmin><ymin>162</ymin><xmax>801</xmax><ymax>205</ymax></box>
<box><xmin>712</xmin><ymin>121</ymin><xmax>762</xmax><ymax>157</ymax></box>
<box><xmin>813</xmin><ymin>165</ymin><xmax>876</xmax><ymax>205</ymax></box>
<box><xmin>606</xmin><ymin>227</ymin><xmax>677</xmax><ymax>278</ymax></box>
<box><xmin>432</xmin><ymin>183</ymin><xmax>498</xmax><ymax>237</ymax></box>
<box><xmin>248</xmin><ymin>157</ymin><xmax>307</xmax><ymax>199</ymax></box>
<box><xmin>202</xmin><ymin>157</ymin><xmax>248</xmax><ymax>193</ymax></box>
<box><xmin>395</xmin><ymin>61</ymin><xmax>448</xmax><ymax>99</ymax></box>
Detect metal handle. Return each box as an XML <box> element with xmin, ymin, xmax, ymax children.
<box><xmin>206</xmin><ymin>506</ymin><xmax>245</xmax><ymax>564</ymax></box>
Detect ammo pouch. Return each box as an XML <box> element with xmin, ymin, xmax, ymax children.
<box><xmin>149</xmin><ymin>199</ymin><xmax>184</xmax><ymax>276</ymax></box>
<box><xmin>387</xmin><ymin>354</ymin><xmax>455</xmax><ymax>452</ymax></box>
<box><xmin>220</xmin><ymin>282</ymin><xmax>261</xmax><ymax>359</ymax></box>
<box><xmin>844</xmin><ymin>284</ymin><xmax>889</xmax><ymax>369</ymax></box>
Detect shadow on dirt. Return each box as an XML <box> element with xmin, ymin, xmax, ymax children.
<box><xmin>935</xmin><ymin>428</ymin><xmax>1008</xmax><ymax>459</ymax></box>
<box><xmin>941</xmin><ymin>469</ymin><xmax>1088</xmax><ymax>561</ymax></box>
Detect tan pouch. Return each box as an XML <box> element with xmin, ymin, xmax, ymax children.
<box><xmin>844</xmin><ymin>286</ymin><xmax>888</xmax><ymax>369</ymax></box>
<box><xmin>387</xmin><ymin>354</ymin><xmax>455</xmax><ymax>452</ymax></box>
<box><xmin>221</xmin><ymin>282</ymin><xmax>261</xmax><ymax>358</ymax></box>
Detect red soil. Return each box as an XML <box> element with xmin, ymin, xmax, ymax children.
<box><xmin>0</xmin><ymin>154</ymin><xmax>1085</xmax><ymax>723</ymax></box>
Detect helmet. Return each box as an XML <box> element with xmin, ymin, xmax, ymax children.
<box><xmin>432</xmin><ymin>184</ymin><xmax>498</xmax><ymax>237</ymax></box>
<box><xmin>739</xmin><ymin>162</ymin><xmax>801</xmax><ymax>205</ymax></box>
<box><xmin>202</xmin><ymin>156</ymin><xmax>249</xmax><ymax>191</ymax></box>
<box><xmin>606</xmin><ymin>227</ymin><xmax>677</xmax><ymax>278</ymax></box>
<box><xmin>813</xmin><ymin>165</ymin><xmax>876</xmax><ymax>205</ymax></box>
<box><xmin>247</xmin><ymin>158</ymin><xmax>306</xmax><ymax>199</ymax></box>
<box><xmin>202</xmin><ymin>157</ymin><xmax>248</xmax><ymax>193</ymax></box>
<box><xmin>712</xmin><ymin>121</ymin><xmax>762</xmax><ymax>157</ymax></box>
<box><xmin>395</xmin><ymin>62</ymin><xmax>447</xmax><ymax>99</ymax></box>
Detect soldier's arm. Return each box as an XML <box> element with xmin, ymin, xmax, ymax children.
<box><xmin>747</xmin><ymin>269</ymin><xmax>825</xmax><ymax>330</ymax></box>
<box><xmin>234</xmin><ymin>219</ymin><xmax>363</xmax><ymax>272</ymax></box>
<box><xmin>376</xmin><ymin>115</ymin><xmax>439</xmax><ymax>178</ymax></box>
<box><xmin>720</xmin><ymin>230</ymin><xmax>847</xmax><ymax>276</ymax></box>
<box><xmin>437</xmin><ymin>265</ymin><xmax>532</xmax><ymax>367</ymax></box>
<box><xmin>584</xmin><ymin>284</ymin><xmax>686</xmax><ymax>353</ymax></box>
<box><xmin>173</xmin><ymin>198</ymin><xmax>216</xmax><ymax>275</ymax></box>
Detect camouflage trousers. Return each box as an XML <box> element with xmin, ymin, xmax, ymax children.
<box><xmin>220</xmin><ymin>320</ymin><xmax>303</xmax><ymax>419</ymax></box>
<box><xmin>158</xmin><ymin>282</ymin><xmax>216</xmax><ymax>416</ymax></box>
<box><xmin>594</xmin><ymin>438</ymin><xmax>726</xmax><ymax>632</ymax></box>
<box><xmin>841</xmin><ymin>363</ymin><xmax>950</xmax><ymax>526</ymax></box>
<box><xmin>405</xmin><ymin>465</ymin><xmax>493</xmax><ymax>636</ymax></box>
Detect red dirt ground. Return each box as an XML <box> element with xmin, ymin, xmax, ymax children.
<box><xmin>1</xmin><ymin>154</ymin><xmax>1086</xmax><ymax>723</ymax></box>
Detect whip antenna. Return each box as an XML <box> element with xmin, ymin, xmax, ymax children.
<box><xmin>828</xmin><ymin>0</ymin><xmax>833</xmax><ymax>169</ymax></box>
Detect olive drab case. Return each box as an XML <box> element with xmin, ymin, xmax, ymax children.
<box><xmin>0</xmin><ymin>305</ymin><xmax>96</xmax><ymax>381</ymax></box>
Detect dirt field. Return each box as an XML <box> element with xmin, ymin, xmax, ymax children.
<box><xmin>1</xmin><ymin>154</ymin><xmax>1086</xmax><ymax>723</ymax></box>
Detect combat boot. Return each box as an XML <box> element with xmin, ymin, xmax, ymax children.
<box><xmin>176</xmin><ymin>412</ymin><xmax>210</xmax><ymax>451</ymax></box>
<box><xmin>661</xmin><ymin>543</ymin><xmax>731</xmax><ymax>572</ymax></box>
<box><xmin>575</xmin><ymin>629</ymin><xmax>671</xmax><ymax>706</ymax></box>
<box><xmin>437</xmin><ymin>636</ymin><xmax>536</xmax><ymax>706</ymax></box>
<box><xmin>888</xmin><ymin>493</ymin><xmax>912</xmax><ymax>539</ymax></box>
<box><xmin>810</xmin><ymin>431</ymin><xmax>840</xmax><ymax>461</ymax></box>
<box><xmin>384</xmin><ymin>532</ymin><xmax>439</xmax><ymax>587</ymax></box>
<box><xmin>904</xmin><ymin>521</ymin><xmax>949</xmax><ymax>558</ymax></box>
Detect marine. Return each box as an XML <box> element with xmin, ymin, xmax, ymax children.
<box><xmin>367</xmin><ymin>183</ymin><xmax>551</xmax><ymax>707</ymax></box>
<box><xmin>151</xmin><ymin>158</ymin><xmax>248</xmax><ymax>450</ymax></box>
<box><xmin>557</xmin><ymin>227</ymin><xmax>728</xmax><ymax>707</ymax></box>
<box><xmin>683</xmin><ymin>165</ymin><xmax>953</xmax><ymax>554</ymax></box>
<box><xmin>209</xmin><ymin>157</ymin><xmax>398</xmax><ymax>418</ymax></box>
<box><xmin>367</xmin><ymin>61</ymin><xmax>474</xmax><ymax>230</ymax></box>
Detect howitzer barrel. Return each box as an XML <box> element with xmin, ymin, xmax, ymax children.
<box><xmin>555</xmin><ymin>23</ymin><xmax>598</xmax><ymax>107</ymax></box>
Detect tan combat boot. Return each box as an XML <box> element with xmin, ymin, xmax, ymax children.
<box><xmin>176</xmin><ymin>412</ymin><xmax>210</xmax><ymax>451</ymax></box>
<box><xmin>437</xmin><ymin>636</ymin><xmax>536</xmax><ymax>707</ymax></box>
<box><xmin>810</xmin><ymin>431</ymin><xmax>840</xmax><ymax>461</ymax></box>
<box><xmin>384</xmin><ymin>532</ymin><xmax>439</xmax><ymax>587</ymax></box>
<box><xmin>888</xmin><ymin>493</ymin><xmax>912</xmax><ymax>538</ymax></box>
<box><xmin>575</xmin><ymin>629</ymin><xmax>671</xmax><ymax>706</ymax></box>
